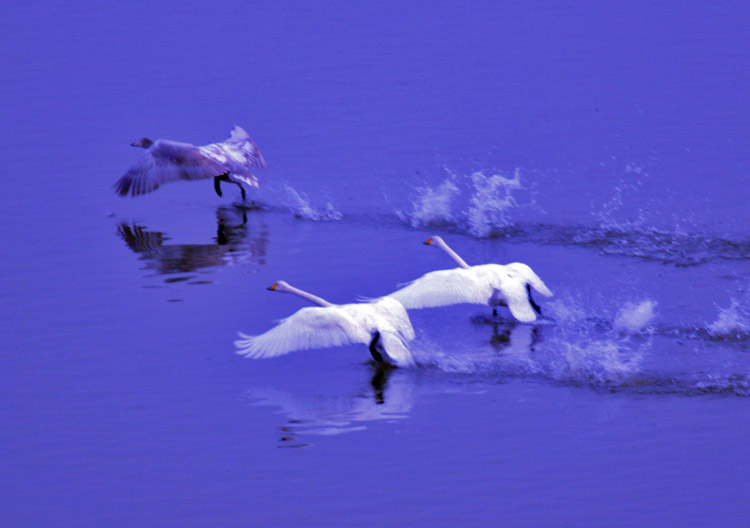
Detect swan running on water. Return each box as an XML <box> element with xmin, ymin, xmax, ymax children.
<box><xmin>390</xmin><ymin>236</ymin><xmax>553</xmax><ymax>323</ymax></box>
<box><xmin>114</xmin><ymin>126</ymin><xmax>265</xmax><ymax>200</ymax></box>
<box><xmin>235</xmin><ymin>281</ymin><xmax>416</xmax><ymax>367</ymax></box>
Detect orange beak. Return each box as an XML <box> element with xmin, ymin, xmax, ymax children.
<box><xmin>267</xmin><ymin>283</ymin><xmax>277</xmax><ymax>291</ymax></box>
<box><xmin>423</xmin><ymin>237</ymin><xmax>432</xmax><ymax>245</ymax></box>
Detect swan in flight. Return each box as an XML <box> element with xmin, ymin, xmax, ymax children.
<box><xmin>390</xmin><ymin>236</ymin><xmax>553</xmax><ymax>323</ymax></box>
<box><xmin>114</xmin><ymin>126</ymin><xmax>265</xmax><ymax>200</ymax></box>
<box><xmin>235</xmin><ymin>281</ymin><xmax>416</xmax><ymax>367</ymax></box>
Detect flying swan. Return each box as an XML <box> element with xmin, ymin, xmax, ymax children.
<box><xmin>390</xmin><ymin>236</ymin><xmax>553</xmax><ymax>323</ymax></box>
<box><xmin>114</xmin><ymin>126</ymin><xmax>265</xmax><ymax>200</ymax></box>
<box><xmin>235</xmin><ymin>281</ymin><xmax>417</xmax><ymax>367</ymax></box>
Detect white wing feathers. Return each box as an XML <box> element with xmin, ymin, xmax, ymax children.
<box><xmin>236</xmin><ymin>297</ymin><xmax>416</xmax><ymax>364</ymax></box>
<box><xmin>389</xmin><ymin>263</ymin><xmax>549</xmax><ymax>323</ymax></box>
<box><xmin>378</xmin><ymin>331</ymin><xmax>416</xmax><ymax>368</ymax></box>
<box><xmin>235</xmin><ymin>306</ymin><xmax>370</xmax><ymax>359</ymax></box>
<box><xmin>114</xmin><ymin>140</ymin><xmax>228</xmax><ymax>196</ymax></box>
<box><xmin>225</xmin><ymin>125</ymin><xmax>266</xmax><ymax>168</ymax></box>
<box><xmin>503</xmin><ymin>262</ymin><xmax>553</xmax><ymax>297</ymax></box>
<box><xmin>227</xmin><ymin>126</ymin><xmax>250</xmax><ymax>144</ymax></box>
<box><xmin>115</xmin><ymin>127</ymin><xmax>265</xmax><ymax>197</ymax></box>
<box><xmin>369</xmin><ymin>297</ymin><xmax>415</xmax><ymax>340</ymax></box>
<box><xmin>389</xmin><ymin>268</ymin><xmax>491</xmax><ymax>309</ymax></box>
<box><xmin>493</xmin><ymin>274</ymin><xmax>537</xmax><ymax>322</ymax></box>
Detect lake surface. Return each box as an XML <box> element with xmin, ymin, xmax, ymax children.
<box><xmin>1</xmin><ymin>1</ymin><xmax>749</xmax><ymax>526</ymax></box>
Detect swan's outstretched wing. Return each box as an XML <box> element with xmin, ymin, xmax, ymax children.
<box><xmin>503</xmin><ymin>262</ymin><xmax>553</xmax><ymax>297</ymax></box>
<box><xmin>389</xmin><ymin>268</ymin><xmax>490</xmax><ymax>309</ymax></box>
<box><xmin>378</xmin><ymin>331</ymin><xmax>416</xmax><ymax>368</ymax></box>
<box><xmin>235</xmin><ymin>306</ymin><xmax>371</xmax><ymax>359</ymax></box>
<box><xmin>494</xmin><ymin>275</ymin><xmax>537</xmax><ymax>323</ymax></box>
<box><xmin>115</xmin><ymin>140</ymin><xmax>229</xmax><ymax>196</ymax></box>
<box><xmin>370</xmin><ymin>297</ymin><xmax>416</xmax><ymax>340</ymax></box>
<box><xmin>224</xmin><ymin>126</ymin><xmax>266</xmax><ymax>168</ymax></box>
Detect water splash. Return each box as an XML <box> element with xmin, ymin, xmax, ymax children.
<box><xmin>551</xmin><ymin>337</ymin><xmax>645</xmax><ymax>387</ymax></box>
<box><xmin>708</xmin><ymin>295</ymin><xmax>750</xmax><ymax>340</ymax></box>
<box><xmin>284</xmin><ymin>186</ymin><xmax>342</xmax><ymax>221</ymax></box>
<box><xmin>406</xmin><ymin>293</ymin><xmax>651</xmax><ymax>389</ymax></box>
<box><xmin>593</xmin><ymin>179</ymin><xmax>647</xmax><ymax>231</ymax></box>
<box><xmin>578</xmin><ymin>178</ymin><xmax>750</xmax><ymax>265</ymax></box>
<box><xmin>393</xmin><ymin>170</ymin><xmax>748</xmax><ymax>264</ymax></box>
<box><xmin>397</xmin><ymin>179</ymin><xmax>460</xmax><ymax>228</ymax></box>
<box><xmin>406</xmin><ymin>291</ymin><xmax>750</xmax><ymax>395</ymax></box>
<box><xmin>466</xmin><ymin>170</ymin><xmax>523</xmax><ymax>237</ymax></box>
<box><xmin>545</xmin><ymin>298</ymin><xmax>588</xmax><ymax>324</ymax></box>
<box><xmin>397</xmin><ymin>169</ymin><xmax>526</xmax><ymax>237</ymax></box>
<box><xmin>613</xmin><ymin>300</ymin><xmax>658</xmax><ymax>333</ymax></box>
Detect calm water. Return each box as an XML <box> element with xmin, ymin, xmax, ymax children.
<box><xmin>2</xmin><ymin>1</ymin><xmax>749</xmax><ymax>526</ymax></box>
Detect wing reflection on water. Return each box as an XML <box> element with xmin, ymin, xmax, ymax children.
<box><xmin>243</xmin><ymin>325</ymin><xmax>554</xmax><ymax>448</ymax></box>
<box><xmin>244</xmin><ymin>365</ymin><xmax>415</xmax><ymax>447</ymax></box>
<box><xmin>117</xmin><ymin>205</ymin><xmax>268</xmax><ymax>277</ymax></box>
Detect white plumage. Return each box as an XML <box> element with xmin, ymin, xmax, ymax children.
<box><xmin>236</xmin><ymin>282</ymin><xmax>416</xmax><ymax>367</ymax></box>
<box><xmin>390</xmin><ymin>236</ymin><xmax>553</xmax><ymax>323</ymax></box>
<box><xmin>114</xmin><ymin>126</ymin><xmax>265</xmax><ymax>198</ymax></box>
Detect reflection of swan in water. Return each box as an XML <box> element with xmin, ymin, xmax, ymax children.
<box><xmin>487</xmin><ymin>321</ymin><xmax>541</xmax><ymax>357</ymax></box>
<box><xmin>245</xmin><ymin>365</ymin><xmax>415</xmax><ymax>446</ymax></box>
<box><xmin>116</xmin><ymin>205</ymin><xmax>268</xmax><ymax>276</ymax></box>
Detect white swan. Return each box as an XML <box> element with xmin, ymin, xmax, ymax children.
<box><xmin>114</xmin><ymin>126</ymin><xmax>265</xmax><ymax>200</ymax></box>
<box><xmin>390</xmin><ymin>236</ymin><xmax>553</xmax><ymax>322</ymax></box>
<box><xmin>235</xmin><ymin>281</ymin><xmax>416</xmax><ymax>367</ymax></box>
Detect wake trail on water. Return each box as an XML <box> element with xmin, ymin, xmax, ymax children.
<box><xmin>237</xmin><ymin>181</ymin><xmax>344</xmax><ymax>222</ymax></box>
<box><xmin>282</xmin><ymin>185</ymin><xmax>343</xmax><ymax>221</ymax></box>
<box><xmin>235</xmin><ymin>168</ymin><xmax>747</xmax><ymax>266</ymax></box>
<box><xmin>405</xmin><ymin>292</ymin><xmax>750</xmax><ymax>396</ymax></box>
<box><xmin>393</xmin><ymin>169</ymin><xmax>749</xmax><ymax>266</ymax></box>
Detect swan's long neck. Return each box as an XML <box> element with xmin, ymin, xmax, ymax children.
<box><xmin>437</xmin><ymin>240</ymin><xmax>470</xmax><ymax>269</ymax></box>
<box><xmin>287</xmin><ymin>285</ymin><xmax>333</xmax><ymax>307</ymax></box>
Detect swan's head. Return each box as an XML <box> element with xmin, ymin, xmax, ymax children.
<box><xmin>268</xmin><ymin>280</ymin><xmax>293</xmax><ymax>293</ymax></box>
<box><xmin>424</xmin><ymin>236</ymin><xmax>446</xmax><ymax>248</ymax></box>
<box><xmin>131</xmin><ymin>137</ymin><xmax>154</xmax><ymax>148</ymax></box>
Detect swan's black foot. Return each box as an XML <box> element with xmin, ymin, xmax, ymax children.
<box><xmin>368</xmin><ymin>331</ymin><xmax>397</xmax><ymax>367</ymax></box>
<box><xmin>492</xmin><ymin>308</ymin><xmax>498</xmax><ymax>317</ymax></box>
<box><xmin>237</xmin><ymin>183</ymin><xmax>246</xmax><ymax>201</ymax></box>
<box><xmin>527</xmin><ymin>284</ymin><xmax>542</xmax><ymax>315</ymax></box>
<box><xmin>214</xmin><ymin>177</ymin><xmax>223</xmax><ymax>197</ymax></box>
<box><xmin>368</xmin><ymin>331</ymin><xmax>385</xmax><ymax>363</ymax></box>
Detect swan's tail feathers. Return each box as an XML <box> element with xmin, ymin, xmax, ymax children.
<box><xmin>378</xmin><ymin>331</ymin><xmax>416</xmax><ymax>368</ymax></box>
<box><xmin>505</xmin><ymin>263</ymin><xmax>553</xmax><ymax>297</ymax></box>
